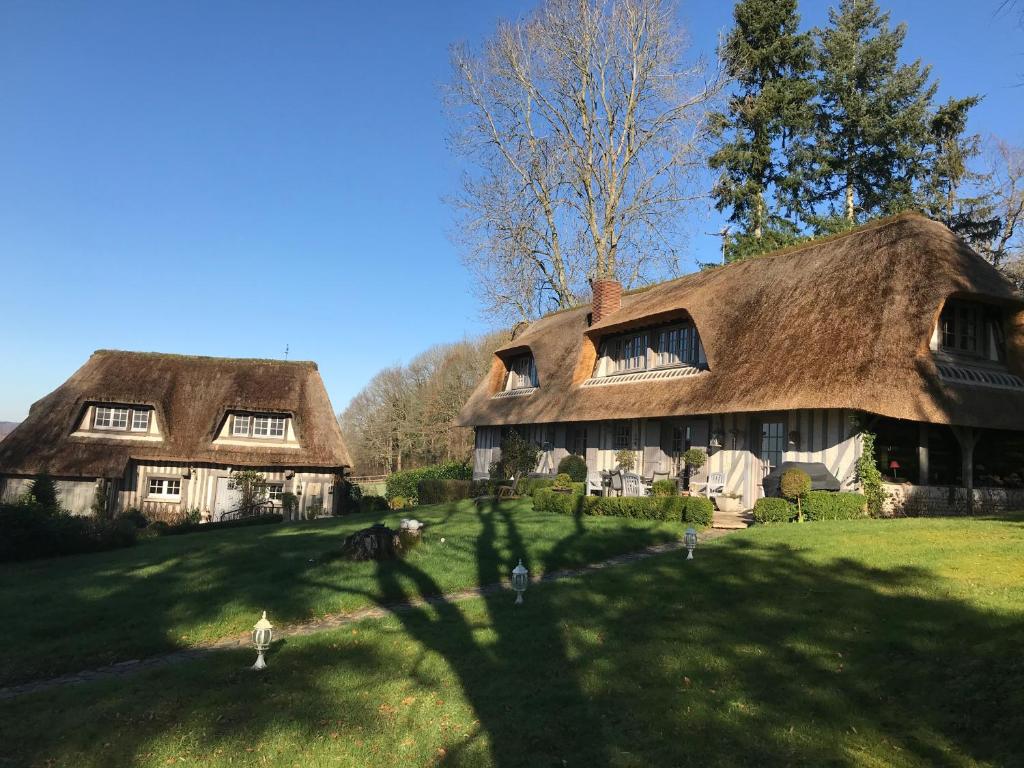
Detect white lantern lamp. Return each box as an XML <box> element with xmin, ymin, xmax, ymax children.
<box><xmin>251</xmin><ymin>611</ymin><xmax>274</xmax><ymax>671</ymax></box>
<box><xmin>684</xmin><ymin>527</ymin><xmax>698</xmax><ymax>560</ymax></box>
<box><xmin>511</xmin><ymin>559</ymin><xmax>529</xmax><ymax>605</ymax></box>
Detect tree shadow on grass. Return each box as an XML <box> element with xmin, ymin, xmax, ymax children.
<box><xmin>4</xmin><ymin>513</ymin><xmax>1024</xmax><ymax>766</ymax></box>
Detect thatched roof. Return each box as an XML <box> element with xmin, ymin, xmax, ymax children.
<box><xmin>458</xmin><ymin>213</ymin><xmax>1024</xmax><ymax>430</ymax></box>
<box><xmin>0</xmin><ymin>351</ymin><xmax>352</xmax><ymax>477</ymax></box>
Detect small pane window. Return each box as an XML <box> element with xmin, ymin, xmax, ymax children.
<box><xmin>267</xmin><ymin>483</ymin><xmax>284</xmax><ymax>501</ymax></box>
<box><xmin>253</xmin><ymin>416</ymin><xmax>269</xmax><ymax>437</ymax></box>
<box><xmin>613</xmin><ymin>333</ymin><xmax>647</xmax><ymax>373</ymax></box>
<box><xmin>232</xmin><ymin>416</ymin><xmax>251</xmax><ymax>436</ymax></box>
<box><xmin>268</xmin><ymin>417</ymin><xmax>286</xmax><ymax>437</ymax></box>
<box><xmin>506</xmin><ymin>355</ymin><xmax>537</xmax><ymax>390</ymax></box>
<box><xmin>148</xmin><ymin>478</ymin><xmax>181</xmax><ymax>497</ymax></box>
<box><xmin>95</xmin><ymin>407</ymin><xmax>129</xmax><ymax>430</ymax></box>
<box><xmin>614</xmin><ymin>421</ymin><xmax>632</xmax><ymax>450</ymax></box>
<box><xmin>131</xmin><ymin>410</ymin><xmax>150</xmax><ymax>432</ymax></box>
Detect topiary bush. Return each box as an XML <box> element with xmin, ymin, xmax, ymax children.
<box><xmin>780</xmin><ymin>468</ymin><xmax>812</xmax><ymax>522</ymax></box>
<box><xmin>652</xmin><ymin>479</ymin><xmax>678</xmax><ymax>497</ymax></box>
<box><xmin>752</xmin><ymin>497</ymin><xmax>794</xmax><ymax>524</ymax></box>
<box><xmin>385</xmin><ymin>461</ymin><xmax>473</xmax><ymax>505</ymax></box>
<box><xmin>552</xmin><ymin>473</ymin><xmax>573</xmax><ymax>491</ymax></box>
<box><xmin>491</xmin><ymin>431</ymin><xmax>542</xmax><ymax>481</ymax></box>
<box><xmin>681</xmin><ymin>496</ymin><xmax>714</xmax><ymax>527</ymax></box>
<box><xmin>804</xmin><ymin>491</ymin><xmax>868</xmax><ymax>520</ymax></box>
<box><xmin>557</xmin><ymin>454</ymin><xmax>588</xmax><ymax>482</ymax></box>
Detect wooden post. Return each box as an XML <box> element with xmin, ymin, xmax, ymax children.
<box><xmin>951</xmin><ymin>427</ymin><xmax>980</xmax><ymax>514</ymax></box>
<box><xmin>917</xmin><ymin>423</ymin><xmax>929</xmax><ymax>486</ymax></box>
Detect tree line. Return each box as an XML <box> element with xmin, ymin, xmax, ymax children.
<box><xmin>338</xmin><ymin>333</ymin><xmax>505</xmax><ymax>476</ymax></box>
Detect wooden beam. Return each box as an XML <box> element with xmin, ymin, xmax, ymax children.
<box><xmin>950</xmin><ymin>426</ymin><xmax>981</xmax><ymax>513</ymax></box>
<box><xmin>917</xmin><ymin>422</ymin><xmax>929</xmax><ymax>486</ymax></box>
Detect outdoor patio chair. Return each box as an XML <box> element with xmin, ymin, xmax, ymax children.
<box><xmin>695</xmin><ymin>472</ymin><xmax>726</xmax><ymax>497</ymax></box>
<box><xmin>622</xmin><ymin>472</ymin><xmax>642</xmax><ymax>497</ymax></box>
<box><xmin>609</xmin><ymin>469</ymin><xmax>624</xmax><ymax>496</ymax></box>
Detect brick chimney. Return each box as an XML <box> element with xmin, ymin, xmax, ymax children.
<box><xmin>590</xmin><ymin>278</ymin><xmax>622</xmax><ymax>324</ymax></box>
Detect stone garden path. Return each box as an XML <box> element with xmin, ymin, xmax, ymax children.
<box><xmin>0</xmin><ymin>528</ymin><xmax>736</xmax><ymax>701</ymax></box>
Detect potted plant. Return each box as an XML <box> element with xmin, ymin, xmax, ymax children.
<box><xmin>551</xmin><ymin>473</ymin><xmax>574</xmax><ymax>494</ymax></box>
<box><xmin>614</xmin><ymin>449</ymin><xmax>637</xmax><ymax>472</ymax></box>
<box><xmin>681</xmin><ymin>447</ymin><xmax>707</xmax><ymax>490</ymax></box>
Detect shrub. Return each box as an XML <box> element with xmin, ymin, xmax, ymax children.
<box><xmin>389</xmin><ymin>496</ymin><xmax>409</xmax><ymax>511</ymax></box>
<box><xmin>652</xmin><ymin>479</ymin><xmax>678</xmax><ymax>497</ymax></box>
<box><xmin>162</xmin><ymin>514</ymin><xmax>283</xmax><ymax>536</ymax></box>
<box><xmin>491</xmin><ymin>431</ymin><xmax>542</xmax><ymax>481</ymax></box>
<box><xmin>752</xmin><ymin>497</ymin><xmax>794</xmax><ymax>524</ymax></box>
<box><xmin>534</xmin><ymin>487</ymin><xmax>587</xmax><ymax>516</ymax></box>
<box><xmin>557</xmin><ymin>454</ymin><xmax>588</xmax><ymax>482</ymax></box>
<box><xmin>386</xmin><ymin>461</ymin><xmax>473</xmax><ymax>505</ymax></box>
<box><xmin>358</xmin><ymin>495</ymin><xmax>390</xmax><ymax>515</ymax></box>
<box><xmin>418</xmin><ymin>479</ymin><xmax>474</xmax><ymax>505</ymax></box>
<box><xmin>857</xmin><ymin>430</ymin><xmax>886</xmax><ymax>517</ymax></box>
<box><xmin>337</xmin><ymin>481</ymin><xmax>362</xmax><ymax>515</ymax></box>
<box><xmin>804</xmin><ymin>491</ymin><xmax>868</xmax><ymax>521</ymax></box>
<box><xmin>518</xmin><ymin>477</ymin><xmax>554</xmax><ymax>497</ymax></box>
<box><xmin>586</xmin><ymin>495</ymin><xmax>686</xmax><ymax>521</ymax></box>
<box><xmin>28</xmin><ymin>472</ymin><xmax>59</xmax><ymax>510</ymax></box>
<box><xmin>0</xmin><ymin>502</ymin><xmax>137</xmax><ymax>562</ymax></box>
<box><xmin>552</xmin><ymin>473</ymin><xmax>573</xmax><ymax>490</ymax></box>
<box><xmin>281</xmin><ymin>492</ymin><xmax>299</xmax><ymax>519</ymax></box>
<box><xmin>117</xmin><ymin>507</ymin><xmax>148</xmax><ymax>528</ymax></box>
<box><xmin>681</xmin><ymin>496</ymin><xmax>714</xmax><ymax>527</ymax></box>
<box><xmin>780</xmin><ymin>468</ymin><xmax>812</xmax><ymax>522</ymax></box>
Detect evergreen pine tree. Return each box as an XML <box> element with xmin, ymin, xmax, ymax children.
<box><xmin>921</xmin><ymin>95</ymin><xmax>1000</xmax><ymax>245</ymax></box>
<box><xmin>708</xmin><ymin>0</ymin><xmax>815</xmax><ymax>261</ymax></box>
<box><xmin>29</xmin><ymin>471</ymin><xmax>59</xmax><ymax>510</ymax></box>
<box><xmin>804</xmin><ymin>0</ymin><xmax>936</xmax><ymax>227</ymax></box>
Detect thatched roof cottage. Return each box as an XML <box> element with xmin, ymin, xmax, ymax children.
<box><xmin>0</xmin><ymin>351</ymin><xmax>352</xmax><ymax>519</ymax></box>
<box><xmin>458</xmin><ymin>213</ymin><xmax>1024</xmax><ymax>514</ymax></box>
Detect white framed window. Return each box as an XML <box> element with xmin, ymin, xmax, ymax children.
<box><xmin>267</xmin><ymin>483</ymin><xmax>284</xmax><ymax>501</ymax></box>
<box><xmin>131</xmin><ymin>410</ymin><xmax>150</xmax><ymax>432</ymax></box>
<box><xmin>95</xmin><ymin>407</ymin><xmax>130</xmax><ymax>430</ymax></box>
<box><xmin>148</xmin><ymin>478</ymin><xmax>181</xmax><ymax>498</ymax></box>
<box><xmin>252</xmin><ymin>416</ymin><xmax>286</xmax><ymax>438</ymax></box>
<box><xmin>232</xmin><ymin>415</ymin><xmax>251</xmax><ymax>436</ymax></box>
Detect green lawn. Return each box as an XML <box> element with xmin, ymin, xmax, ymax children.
<box><xmin>4</xmin><ymin>515</ymin><xmax>1024</xmax><ymax>767</ymax></box>
<box><xmin>0</xmin><ymin>499</ymin><xmax>683</xmax><ymax>686</ymax></box>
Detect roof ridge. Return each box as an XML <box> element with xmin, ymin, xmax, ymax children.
<box><xmin>92</xmin><ymin>350</ymin><xmax>317</xmax><ymax>367</ymax></box>
<box><xmin>519</xmin><ymin>211</ymin><xmax>934</xmax><ymax>326</ymax></box>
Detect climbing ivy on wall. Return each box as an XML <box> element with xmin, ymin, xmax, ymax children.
<box><xmin>856</xmin><ymin>430</ymin><xmax>886</xmax><ymax>517</ymax></box>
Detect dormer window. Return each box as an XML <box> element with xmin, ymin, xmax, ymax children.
<box><xmin>93</xmin><ymin>405</ymin><xmax>152</xmax><ymax>432</ymax></box>
<box><xmin>505</xmin><ymin>355</ymin><xmax>538</xmax><ymax>390</ymax></box>
<box><xmin>938</xmin><ymin>300</ymin><xmax>1006</xmax><ymax>363</ymax></box>
<box><xmin>229</xmin><ymin>413</ymin><xmax>289</xmax><ymax>439</ymax></box>
<box><xmin>597</xmin><ymin>322</ymin><xmax>703</xmax><ymax>377</ymax></box>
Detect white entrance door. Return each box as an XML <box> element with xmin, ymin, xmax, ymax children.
<box><xmin>214</xmin><ymin>477</ymin><xmax>243</xmax><ymax>518</ymax></box>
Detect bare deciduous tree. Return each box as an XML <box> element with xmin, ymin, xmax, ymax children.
<box><xmin>978</xmin><ymin>139</ymin><xmax>1024</xmax><ymax>270</ymax></box>
<box><xmin>446</xmin><ymin>0</ymin><xmax>723</xmax><ymax>322</ymax></box>
<box><xmin>338</xmin><ymin>333</ymin><xmax>506</xmax><ymax>475</ymax></box>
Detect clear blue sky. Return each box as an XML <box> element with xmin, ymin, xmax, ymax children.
<box><xmin>1</xmin><ymin>0</ymin><xmax>1021</xmax><ymax>421</ymax></box>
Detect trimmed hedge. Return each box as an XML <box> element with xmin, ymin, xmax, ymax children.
<box><xmin>162</xmin><ymin>514</ymin><xmax>283</xmax><ymax>536</ymax></box>
<box><xmin>534</xmin><ymin>492</ymin><xmax>713</xmax><ymax>525</ymax></box>
<box><xmin>385</xmin><ymin>461</ymin><xmax>473</xmax><ymax>505</ymax></box>
<box><xmin>804</xmin><ymin>491</ymin><xmax>868</xmax><ymax>521</ymax></box>
<box><xmin>0</xmin><ymin>503</ymin><xmax>137</xmax><ymax>562</ymax></box>
<box><xmin>752</xmin><ymin>497</ymin><xmax>794</xmax><ymax>524</ymax></box>
<box><xmin>681</xmin><ymin>496</ymin><xmax>715</xmax><ymax>527</ymax></box>
<box><xmin>752</xmin><ymin>491</ymin><xmax>869</xmax><ymax>523</ymax></box>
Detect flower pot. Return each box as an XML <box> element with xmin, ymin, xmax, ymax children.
<box><xmin>715</xmin><ymin>495</ymin><xmax>742</xmax><ymax>514</ymax></box>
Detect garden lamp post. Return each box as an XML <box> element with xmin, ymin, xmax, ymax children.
<box><xmin>684</xmin><ymin>528</ymin><xmax>698</xmax><ymax>560</ymax></box>
<box><xmin>251</xmin><ymin>611</ymin><xmax>273</xmax><ymax>671</ymax></box>
<box><xmin>512</xmin><ymin>559</ymin><xmax>529</xmax><ymax>605</ymax></box>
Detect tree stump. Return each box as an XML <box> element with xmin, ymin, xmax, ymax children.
<box><xmin>341</xmin><ymin>523</ymin><xmax>399</xmax><ymax>561</ymax></box>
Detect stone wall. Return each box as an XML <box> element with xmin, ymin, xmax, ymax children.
<box><xmin>883</xmin><ymin>482</ymin><xmax>1024</xmax><ymax>516</ymax></box>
